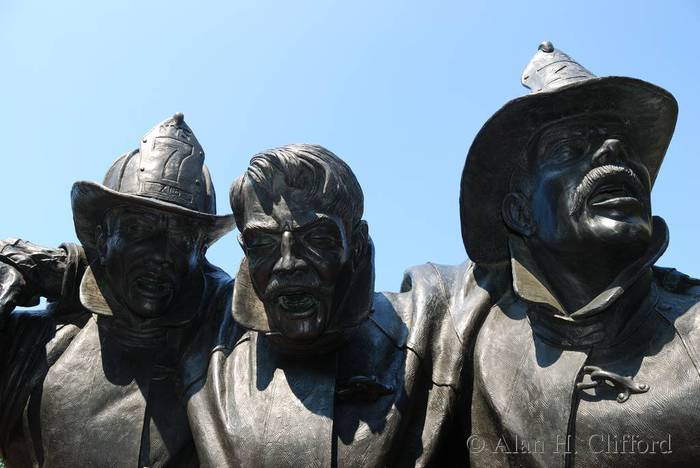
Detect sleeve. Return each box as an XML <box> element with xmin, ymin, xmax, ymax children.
<box><xmin>0</xmin><ymin>311</ymin><xmax>56</xmax><ymax>445</ymax></box>
<box><xmin>0</xmin><ymin>238</ymin><xmax>87</xmax><ymax>311</ymax></box>
<box><xmin>653</xmin><ymin>266</ymin><xmax>700</xmax><ymax>293</ymax></box>
<box><xmin>0</xmin><ymin>239</ymin><xmax>88</xmax><ymax>445</ymax></box>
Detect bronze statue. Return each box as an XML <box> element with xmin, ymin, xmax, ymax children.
<box><xmin>0</xmin><ymin>143</ymin><xmax>473</xmax><ymax>467</ymax></box>
<box><xmin>0</xmin><ymin>114</ymin><xmax>234</xmax><ymax>467</ymax></box>
<box><xmin>1</xmin><ymin>42</ymin><xmax>698</xmax><ymax>468</ymax></box>
<box><xmin>460</xmin><ymin>42</ymin><xmax>699</xmax><ymax>467</ymax></box>
<box><xmin>182</xmin><ymin>144</ymin><xmax>470</xmax><ymax>467</ymax></box>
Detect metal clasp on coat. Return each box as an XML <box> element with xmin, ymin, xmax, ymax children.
<box><xmin>576</xmin><ymin>365</ymin><xmax>649</xmax><ymax>403</ymax></box>
<box><xmin>336</xmin><ymin>375</ymin><xmax>394</xmax><ymax>402</ymax></box>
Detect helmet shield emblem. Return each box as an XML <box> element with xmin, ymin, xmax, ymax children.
<box><xmin>136</xmin><ymin>112</ymin><xmax>207</xmax><ymax>211</ymax></box>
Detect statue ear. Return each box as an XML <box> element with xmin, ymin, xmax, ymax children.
<box><xmin>502</xmin><ymin>192</ymin><xmax>536</xmax><ymax>237</ymax></box>
<box><xmin>198</xmin><ymin>239</ymin><xmax>208</xmax><ymax>259</ymax></box>
<box><xmin>237</xmin><ymin>233</ymin><xmax>246</xmax><ymax>254</ymax></box>
<box><xmin>350</xmin><ymin>220</ymin><xmax>369</xmax><ymax>265</ymax></box>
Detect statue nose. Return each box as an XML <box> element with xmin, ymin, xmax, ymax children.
<box><xmin>274</xmin><ymin>231</ymin><xmax>306</xmax><ymax>272</ymax></box>
<box><xmin>592</xmin><ymin>138</ymin><xmax>626</xmax><ymax>166</ymax></box>
<box><xmin>144</xmin><ymin>229</ymin><xmax>175</xmax><ymax>264</ymax></box>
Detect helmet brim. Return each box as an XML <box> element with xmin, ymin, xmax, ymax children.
<box><xmin>72</xmin><ymin>180</ymin><xmax>235</xmax><ymax>257</ymax></box>
<box><xmin>459</xmin><ymin>76</ymin><xmax>678</xmax><ymax>264</ymax></box>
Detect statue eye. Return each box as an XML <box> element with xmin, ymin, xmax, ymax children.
<box><xmin>306</xmin><ymin>234</ymin><xmax>340</xmax><ymax>249</ymax></box>
<box><xmin>245</xmin><ymin>233</ymin><xmax>279</xmax><ymax>251</ymax></box>
<box><xmin>169</xmin><ymin>223</ymin><xmax>194</xmax><ymax>239</ymax></box>
<box><xmin>301</xmin><ymin>221</ymin><xmax>343</xmax><ymax>250</ymax></box>
<box><xmin>310</xmin><ymin>236</ymin><xmax>332</xmax><ymax>245</ymax></box>
<box><xmin>124</xmin><ymin>222</ymin><xmax>154</xmax><ymax>237</ymax></box>
<box><xmin>548</xmin><ymin>138</ymin><xmax>588</xmax><ymax>164</ymax></box>
<box><xmin>169</xmin><ymin>229</ymin><xmax>197</xmax><ymax>249</ymax></box>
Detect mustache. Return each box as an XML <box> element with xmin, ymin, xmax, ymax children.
<box><xmin>569</xmin><ymin>164</ymin><xmax>647</xmax><ymax>218</ymax></box>
<box><xmin>264</xmin><ymin>272</ymin><xmax>323</xmax><ymax>299</ymax></box>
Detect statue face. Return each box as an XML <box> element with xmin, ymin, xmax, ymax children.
<box><xmin>524</xmin><ymin>118</ymin><xmax>652</xmax><ymax>254</ymax></box>
<box><xmin>97</xmin><ymin>207</ymin><xmax>201</xmax><ymax>318</ymax></box>
<box><xmin>239</xmin><ymin>181</ymin><xmax>352</xmax><ymax>341</ymax></box>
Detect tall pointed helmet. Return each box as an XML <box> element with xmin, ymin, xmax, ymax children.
<box><xmin>72</xmin><ymin>113</ymin><xmax>235</xmax><ymax>256</ymax></box>
<box><xmin>459</xmin><ymin>42</ymin><xmax>678</xmax><ymax>264</ymax></box>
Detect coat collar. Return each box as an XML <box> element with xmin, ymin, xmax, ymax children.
<box><xmin>508</xmin><ymin>216</ymin><xmax>669</xmax><ymax>348</ymax></box>
<box><xmin>230</xmin><ymin>239</ymin><xmax>376</xmax><ymax>355</ymax></box>
<box><xmin>79</xmin><ymin>262</ymin><xmax>220</xmax><ymax>348</ymax></box>
<box><xmin>509</xmin><ymin>216</ymin><xmax>668</xmax><ymax>318</ymax></box>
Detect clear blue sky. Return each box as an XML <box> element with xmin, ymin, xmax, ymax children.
<box><xmin>1</xmin><ymin>0</ymin><xmax>699</xmax><ymax>293</ymax></box>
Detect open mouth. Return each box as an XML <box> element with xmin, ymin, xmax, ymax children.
<box><xmin>587</xmin><ymin>177</ymin><xmax>643</xmax><ymax>211</ymax></box>
<box><xmin>589</xmin><ymin>183</ymin><xmax>636</xmax><ymax>205</ymax></box>
<box><xmin>276</xmin><ymin>291</ymin><xmax>319</xmax><ymax>319</ymax></box>
<box><xmin>133</xmin><ymin>275</ymin><xmax>174</xmax><ymax>299</ymax></box>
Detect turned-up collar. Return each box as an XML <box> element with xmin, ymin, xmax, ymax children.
<box><xmin>231</xmin><ymin>239</ymin><xmax>376</xmax><ymax>355</ymax></box>
<box><xmin>79</xmin><ymin>264</ymin><xmax>208</xmax><ymax>348</ymax></box>
<box><xmin>508</xmin><ymin>216</ymin><xmax>669</xmax><ymax>348</ymax></box>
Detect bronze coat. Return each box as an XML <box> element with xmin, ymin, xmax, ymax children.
<box><xmin>180</xmin><ymin>261</ymin><xmax>500</xmax><ymax>467</ymax></box>
<box><xmin>467</xmin><ymin>221</ymin><xmax>700</xmax><ymax>467</ymax></box>
<box><xmin>0</xmin><ymin>262</ymin><xmax>231</xmax><ymax>468</ymax></box>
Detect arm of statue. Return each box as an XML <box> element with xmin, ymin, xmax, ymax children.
<box><xmin>0</xmin><ymin>263</ymin><xmax>35</xmax><ymax>328</ymax></box>
<box><xmin>0</xmin><ymin>240</ymin><xmax>87</xmax><ymax>439</ymax></box>
<box><xmin>0</xmin><ymin>238</ymin><xmax>87</xmax><ymax>328</ymax></box>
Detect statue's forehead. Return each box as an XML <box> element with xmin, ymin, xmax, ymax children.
<box><xmin>245</xmin><ymin>172</ymin><xmax>329</xmax><ymax>209</ymax></box>
<box><xmin>242</xmin><ymin>186</ymin><xmax>335</xmax><ymax>232</ymax></box>
<box><xmin>243</xmin><ymin>209</ymin><xmax>338</xmax><ymax>234</ymax></box>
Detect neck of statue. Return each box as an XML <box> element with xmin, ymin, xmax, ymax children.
<box><xmin>527</xmin><ymin>242</ymin><xmax>646</xmax><ymax>313</ymax></box>
<box><xmin>509</xmin><ymin>217</ymin><xmax>669</xmax><ymax>316</ymax></box>
<box><xmin>80</xmin><ymin>264</ymin><xmax>206</xmax><ymax>344</ymax></box>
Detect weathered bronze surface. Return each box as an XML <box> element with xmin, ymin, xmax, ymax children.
<box><xmin>183</xmin><ymin>144</ymin><xmax>472</xmax><ymax>466</ymax></box>
<box><xmin>0</xmin><ymin>114</ymin><xmax>234</xmax><ymax>467</ymax></box>
<box><xmin>460</xmin><ymin>43</ymin><xmax>700</xmax><ymax>467</ymax></box>
<box><xmin>1</xmin><ymin>43</ymin><xmax>699</xmax><ymax>468</ymax></box>
<box><xmin>0</xmin><ymin>143</ymin><xmax>477</xmax><ymax>467</ymax></box>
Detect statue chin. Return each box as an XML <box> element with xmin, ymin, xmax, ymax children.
<box><xmin>128</xmin><ymin>301</ymin><xmax>173</xmax><ymax>319</ymax></box>
<box><xmin>263</xmin><ymin>296</ymin><xmax>355</xmax><ymax>356</ymax></box>
<box><xmin>267</xmin><ymin>298</ymin><xmax>328</xmax><ymax>341</ymax></box>
<box><xmin>530</xmin><ymin>204</ymin><xmax>653</xmax><ymax>260</ymax></box>
<box><xmin>124</xmin><ymin>290</ymin><xmax>174</xmax><ymax>318</ymax></box>
<box><xmin>582</xmin><ymin>212</ymin><xmax>653</xmax><ymax>251</ymax></box>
